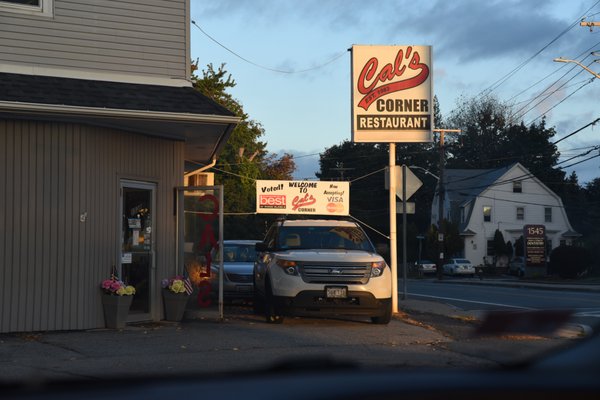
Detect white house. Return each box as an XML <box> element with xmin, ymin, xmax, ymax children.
<box><xmin>431</xmin><ymin>163</ymin><xmax>580</xmax><ymax>267</ymax></box>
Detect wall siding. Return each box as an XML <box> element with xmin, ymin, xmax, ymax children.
<box><xmin>0</xmin><ymin>119</ymin><xmax>184</xmax><ymax>333</ymax></box>
<box><xmin>0</xmin><ymin>0</ymin><xmax>188</xmax><ymax>79</ymax></box>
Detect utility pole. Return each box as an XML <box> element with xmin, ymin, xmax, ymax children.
<box><xmin>433</xmin><ymin>128</ymin><xmax>460</xmax><ymax>280</ymax></box>
<box><xmin>580</xmin><ymin>20</ymin><xmax>600</xmax><ymax>31</ymax></box>
<box><xmin>554</xmin><ymin>21</ymin><xmax>600</xmax><ymax>81</ymax></box>
<box><xmin>331</xmin><ymin>162</ymin><xmax>354</xmax><ymax>181</ymax></box>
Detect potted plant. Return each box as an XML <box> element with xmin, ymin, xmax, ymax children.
<box><xmin>161</xmin><ymin>276</ymin><xmax>191</xmax><ymax>322</ymax></box>
<box><xmin>100</xmin><ymin>276</ymin><xmax>136</xmax><ymax>329</ymax></box>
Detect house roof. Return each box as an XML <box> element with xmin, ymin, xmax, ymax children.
<box><xmin>443</xmin><ymin>164</ymin><xmax>514</xmax><ymax>207</ymax></box>
<box><xmin>0</xmin><ymin>73</ymin><xmax>240</xmax><ymax>163</ymax></box>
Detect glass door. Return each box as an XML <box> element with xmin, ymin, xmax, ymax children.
<box><xmin>119</xmin><ymin>180</ymin><xmax>156</xmax><ymax>318</ymax></box>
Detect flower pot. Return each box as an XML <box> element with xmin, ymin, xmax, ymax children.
<box><xmin>101</xmin><ymin>293</ymin><xmax>133</xmax><ymax>329</ymax></box>
<box><xmin>162</xmin><ymin>289</ymin><xmax>190</xmax><ymax>322</ymax></box>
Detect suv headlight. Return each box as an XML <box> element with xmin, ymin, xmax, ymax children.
<box><xmin>276</xmin><ymin>259</ymin><xmax>299</xmax><ymax>275</ymax></box>
<box><xmin>370</xmin><ymin>261</ymin><xmax>386</xmax><ymax>277</ymax></box>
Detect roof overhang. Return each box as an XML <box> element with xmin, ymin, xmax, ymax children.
<box><xmin>0</xmin><ymin>102</ymin><xmax>240</xmax><ymax>164</ymax></box>
<box><xmin>0</xmin><ymin>73</ymin><xmax>241</xmax><ymax>164</ymax></box>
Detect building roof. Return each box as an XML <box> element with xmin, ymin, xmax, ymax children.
<box><xmin>0</xmin><ymin>72</ymin><xmax>235</xmax><ymax>116</ymax></box>
<box><xmin>0</xmin><ymin>73</ymin><xmax>240</xmax><ymax>163</ymax></box>
<box><xmin>444</xmin><ymin>164</ymin><xmax>514</xmax><ymax>208</ymax></box>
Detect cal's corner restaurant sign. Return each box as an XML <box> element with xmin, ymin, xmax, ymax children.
<box><xmin>256</xmin><ymin>180</ymin><xmax>350</xmax><ymax>216</ymax></box>
<box><xmin>351</xmin><ymin>44</ymin><xmax>433</xmax><ymax>143</ymax></box>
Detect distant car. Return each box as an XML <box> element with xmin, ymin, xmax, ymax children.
<box><xmin>443</xmin><ymin>258</ymin><xmax>475</xmax><ymax>276</ymax></box>
<box><xmin>210</xmin><ymin>240</ymin><xmax>260</xmax><ymax>301</ymax></box>
<box><xmin>415</xmin><ymin>260</ymin><xmax>437</xmax><ymax>275</ymax></box>
<box><xmin>509</xmin><ymin>256</ymin><xmax>525</xmax><ymax>277</ymax></box>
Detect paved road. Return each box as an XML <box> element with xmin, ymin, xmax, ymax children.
<box><xmin>403</xmin><ymin>278</ymin><xmax>600</xmax><ymax>327</ymax></box>
<box><xmin>1</xmin><ymin>303</ymin><xmax>572</xmax><ymax>383</ymax></box>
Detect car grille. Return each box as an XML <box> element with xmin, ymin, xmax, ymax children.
<box><xmin>299</xmin><ymin>263</ymin><xmax>371</xmax><ymax>284</ymax></box>
<box><xmin>226</xmin><ymin>273</ymin><xmax>253</xmax><ymax>283</ymax></box>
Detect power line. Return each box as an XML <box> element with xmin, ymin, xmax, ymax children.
<box><xmin>526</xmin><ymin>76</ymin><xmax>596</xmax><ymax>125</ymax></box>
<box><xmin>191</xmin><ymin>20</ymin><xmax>347</xmax><ymax>74</ymax></box>
<box><xmin>552</xmin><ymin>117</ymin><xmax>600</xmax><ymax>145</ymax></box>
<box><xmin>479</xmin><ymin>0</ymin><xmax>600</xmax><ymax>96</ymax></box>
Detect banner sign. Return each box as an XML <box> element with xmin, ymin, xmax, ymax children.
<box><xmin>351</xmin><ymin>45</ymin><xmax>433</xmax><ymax>143</ymax></box>
<box><xmin>256</xmin><ymin>180</ymin><xmax>350</xmax><ymax>216</ymax></box>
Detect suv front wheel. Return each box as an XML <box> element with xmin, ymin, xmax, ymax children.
<box><xmin>371</xmin><ymin>300</ymin><xmax>392</xmax><ymax>324</ymax></box>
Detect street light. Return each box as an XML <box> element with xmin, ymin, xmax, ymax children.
<box><xmin>553</xmin><ymin>57</ymin><xmax>600</xmax><ymax>79</ymax></box>
<box><xmin>409</xmin><ymin>165</ymin><xmax>439</xmax><ymax>181</ymax></box>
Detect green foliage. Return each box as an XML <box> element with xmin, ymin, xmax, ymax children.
<box><xmin>444</xmin><ymin>94</ymin><xmax>565</xmax><ymax>189</ymax></box>
<box><xmin>492</xmin><ymin>229</ymin><xmax>510</xmax><ymax>257</ymax></box>
<box><xmin>425</xmin><ymin>220</ymin><xmax>463</xmax><ymax>261</ymax></box>
<box><xmin>191</xmin><ymin>62</ymin><xmax>296</xmax><ymax>239</ymax></box>
<box><xmin>549</xmin><ymin>245</ymin><xmax>592</xmax><ymax>279</ymax></box>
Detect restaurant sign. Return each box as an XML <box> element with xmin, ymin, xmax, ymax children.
<box><xmin>256</xmin><ymin>180</ymin><xmax>349</xmax><ymax>216</ymax></box>
<box><xmin>351</xmin><ymin>45</ymin><xmax>433</xmax><ymax>143</ymax></box>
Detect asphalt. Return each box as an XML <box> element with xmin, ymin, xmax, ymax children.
<box><xmin>397</xmin><ymin>276</ymin><xmax>599</xmax><ymax>339</ymax></box>
<box><xmin>0</xmin><ymin>276</ymin><xmax>596</xmax><ymax>385</ymax></box>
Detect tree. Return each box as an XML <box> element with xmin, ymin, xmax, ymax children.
<box><xmin>192</xmin><ymin>62</ymin><xmax>296</xmax><ymax>239</ymax></box>
<box><xmin>444</xmin><ymin>95</ymin><xmax>565</xmax><ymax>190</ymax></box>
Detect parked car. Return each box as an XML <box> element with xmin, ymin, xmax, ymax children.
<box><xmin>508</xmin><ymin>256</ymin><xmax>525</xmax><ymax>277</ymax></box>
<box><xmin>443</xmin><ymin>258</ymin><xmax>476</xmax><ymax>276</ymax></box>
<box><xmin>253</xmin><ymin>218</ymin><xmax>392</xmax><ymax>324</ymax></box>
<box><xmin>210</xmin><ymin>240</ymin><xmax>260</xmax><ymax>301</ymax></box>
<box><xmin>415</xmin><ymin>259</ymin><xmax>437</xmax><ymax>275</ymax></box>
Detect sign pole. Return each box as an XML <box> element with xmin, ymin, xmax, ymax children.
<box><xmin>402</xmin><ymin>164</ymin><xmax>408</xmax><ymax>300</ymax></box>
<box><xmin>389</xmin><ymin>144</ymin><xmax>398</xmax><ymax>313</ymax></box>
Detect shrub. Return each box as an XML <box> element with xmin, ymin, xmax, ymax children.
<box><xmin>549</xmin><ymin>245</ymin><xmax>591</xmax><ymax>279</ymax></box>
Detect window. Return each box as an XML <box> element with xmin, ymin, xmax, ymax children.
<box><xmin>483</xmin><ymin>206</ymin><xmax>492</xmax><ymax>222</ymax></box>
<box><xmin>0</xmin><ymin>0</ymin><xmax>53</xmax><ymax>17</ymax></box>
<box><xmin>513</xmin><ymin>181</ymin><xmax>522</xmax><ymax>193</ymax></box>
<box><xmin>545</xmin><ymin>207</ymin><xmax>552</xmax><ymax>223</ymax></box>
<box><xmin>516</xmin><ymin>207</ymin><xmax>525</xmax><ymax>220</ymax></box>
<box><xmin>486</xmin><ymin>240</ymin><xmax>495</xmax><ymax>256</ymax></box>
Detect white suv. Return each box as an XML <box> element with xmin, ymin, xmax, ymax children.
<box><xmin>253</xmin><ymin>219</ymin><xmax>392</xmax><ymax>324</ymax></box>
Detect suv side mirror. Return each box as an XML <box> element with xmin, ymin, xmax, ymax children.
<box><xmin>255</xmin><ymin>242</ymin><xmax>269</xmax><ymax>252</ymax></box>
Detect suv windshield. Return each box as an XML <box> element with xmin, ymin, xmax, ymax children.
<box><xmin>276</xmin><ymin>226</ymin><xmax>374</xmax><ymax>251</ymax></box>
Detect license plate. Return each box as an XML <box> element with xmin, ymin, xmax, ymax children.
<box><xmin>326</xmin><ymin>286</ymin><xmax>347</xmax><ymax>299</ymax></box>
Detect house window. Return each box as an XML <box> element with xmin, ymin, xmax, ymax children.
<box><xmin>0</xmin><ymin>0</ymin><xmax>53</xmax><ymax>16</ymax></box>
<box><xmin>483</xmin><ymin>206</ymin><xmax>492</xmax><ymax>222</ymax></box>
<box><xmin>487</xmin><ymin>240</ymin><xmax>495</xmax><ymax>256</ymax></box>
<box><xmin>516</xmin><ymin>207</ymin><xmax>525</xmax><ymax>220</ymax></box>
<box><xmin>513</xmin><ymin>181</ymin><xmax>522</xmax><ymax>193</ymax></box>
<box><xmin>545</xmin><ymin>207</ymin><xmax>552</xmax><ymax>223</ymax></box>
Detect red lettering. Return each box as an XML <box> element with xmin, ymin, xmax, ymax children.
<box><xmin>356</xmin><ymin>46</ymin><xmax>429</xmax><ymax>110</ymax></box>
<box><xmin>260</xmin><ymin>195</ymin><xmax>285</xmax><ymax>206</ymax></box>
<box><xmin>291</xmin><ymin>193</ymin><xmax>316</xmax><ymax>211</ymax></box>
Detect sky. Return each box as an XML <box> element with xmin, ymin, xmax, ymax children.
<box><xmin>190</xmin><ymin>0</ymin><xmax>600</xmax><ymax>185</ymax></box>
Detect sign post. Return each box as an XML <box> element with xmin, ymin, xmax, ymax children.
<box><xmin>351</xmin><ymin>45</ymin><xmax>433</xmax><ymax>313</ymax></box>
<box><xmin>524</xmin><ymin>224</ymin><xmax>547</xmax><ymax>277</ymax></box>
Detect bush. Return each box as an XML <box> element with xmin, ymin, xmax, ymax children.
<box><xmin>549</xmin><ymin>245</ymin><xmax>592</xmax><ymax>279</ymax></box>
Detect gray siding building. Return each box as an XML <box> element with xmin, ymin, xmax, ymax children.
<box><xmin>0</xmin><ymin>0</ymin><xmax>239</xmax><ymax>333</ymax></box>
